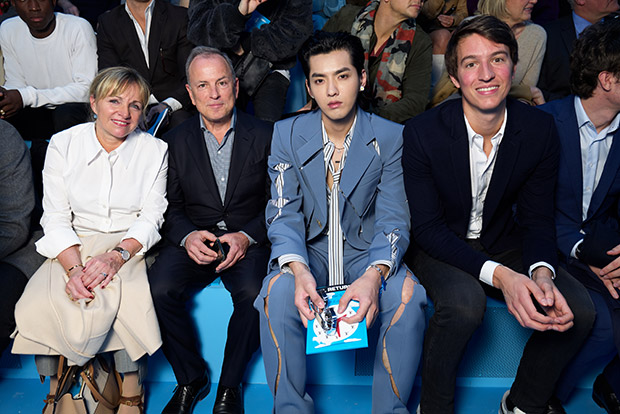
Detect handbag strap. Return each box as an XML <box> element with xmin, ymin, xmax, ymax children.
<box><xmin>55</xmin><ymin>356</ymin><xmax>81</xmax><ymax>401</ymax></box>
<box><xmin>57</xmin><ymin>355</ymin><xmax>66</xmax><ymax>379</ymax></box>
<box><xmin>79</xmin><ymin>358</ymin><xmax>122</xmax><ymax>410</ymax></box>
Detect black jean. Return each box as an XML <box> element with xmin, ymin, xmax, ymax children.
<box><xmin>411</xmin><ymin>242</ymin><xmax>595</xmax><ymax>414</ymax></box>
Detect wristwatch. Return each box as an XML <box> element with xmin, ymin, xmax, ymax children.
<box><xmin>112</xmin><ymin>246</ymin><xmax>131</xmax><ymax>262</ymax></box>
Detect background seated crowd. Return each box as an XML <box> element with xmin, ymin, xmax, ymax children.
<box><xmin>1</xmin><ymin>0</ymin><xmax>620</xmax><ymax>413</ymax></box>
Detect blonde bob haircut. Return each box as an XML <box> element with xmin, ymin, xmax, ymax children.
<box><xmin>89</xmin><ymin>67</ymin><xmax>150</xmax><ymax>113</ymax></box>
<box><xmin>476</xmin><ymin>0</ymin><xmax>510</xmax><ymax>23</ymax></box>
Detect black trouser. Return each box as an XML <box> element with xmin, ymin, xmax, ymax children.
<box><xmin>411</xmin><ymin>242</ymin><xmax>595</xmax><ymax>414</ymax></box>
<box><xmin>0</xmin><ymin>262</ymin><xmax>28</xmax><ymax>356</ymax></box>
<box><xmin>554</xmin><ymin>258</ymin><xmax>620</xmax><ymax>399</ymax></box>
<box><xmin>148</xmin><ymin>242</ymin><xmax>268</xmax><ymax>386</ymax></box>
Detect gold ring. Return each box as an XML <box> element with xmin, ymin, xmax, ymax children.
<box><xmin>0</xmin><ymin>109</ymin><xmax>5</xmax><ymax>117</ymax></box>
<box><xmin>67</xmin><ymin>292</ymin><xmax>74</xmax><ymax>301</ymax></box>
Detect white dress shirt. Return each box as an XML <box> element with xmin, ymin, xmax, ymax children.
<box><xmin>464</xmin><ymin>111</ymin><xmax>555</xmax><ymax>285</ymax></box>
<box><xmin>36</xmin><ymin>123</ymin><xmax>168</xmax><ymax>259</ymax></box>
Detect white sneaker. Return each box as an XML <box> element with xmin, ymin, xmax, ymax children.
<box><xmin>499</xmin><ymin>390</ymin><xmax>528</xmax><ymax>414</ymax></box>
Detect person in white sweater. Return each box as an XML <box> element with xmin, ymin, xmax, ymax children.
<box><xmin>0</xmin><ymin>0</ymin><xmax>97</xmax><ymax>195</ymax></box>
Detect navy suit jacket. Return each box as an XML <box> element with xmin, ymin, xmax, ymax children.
<box><xmin>538</xmin><ymin>15</ymin><xmax>576</xmax><ymax>102</ymax></box>
<box><xmin>266</xmin><ymin>109</ymin><xmax>410</xmax><ymax>272</ymax></box>
<box><xmin>403</xmin><ymin>98</ymin><xmax>560</xmax><ymax>277</ymax></box>
<box><xmin>97</xmin><ymin>0</ymin><xmax>194</xmax><ymax>108</ymax></box>
<box><xmin>161</xmin><ymin>111</ymin><xmax>273</xmax><ymax>246</ymax></box>
<box><xmin>541</xmin><ymin>96</ymin><xmax>620</xmax><ymax>260</ymax></box>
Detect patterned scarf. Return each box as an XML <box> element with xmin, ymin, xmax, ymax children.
<box><xmin>351</xmin><ymin>0</ymin><xmax>416</xmax><ymax>108</ymax></box>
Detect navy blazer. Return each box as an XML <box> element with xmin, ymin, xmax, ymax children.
<box><xmin>538</xmin><ymin>15</ymin><xmax>576</xmax><ymax>102</ymax></box>
<box><xmin>97</xmin><ymin>1</ymin><xmax>194</xmax><ymax>108</ymax></box>
<box><xmin>266</xmin><ymin>109</ymin><xmax>410</xmax><ymax>273</ymax></box>
<box><xmin>161</xmin><ymin>111</ymin><xmax>273</xmax><ymax>246</ymax></box>
<box><xmin>541</xmin><ymin>96</ymin><xmax>620</xmax><ymax>260</ymax></box>
<box><xmin>403</xmin><ymin>99</ymin><xmax>560</xmax><ymax>277</ymax></box>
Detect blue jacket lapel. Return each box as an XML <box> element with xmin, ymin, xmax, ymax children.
<box><xmin>339</xmin><ymin>110</ymin><xmax>378</xmax><ymax>200</ymax></box>
<box><xmin>588</xmin><ymin>129</ymin><xmax>620</xmax><ymax>219</ymax></box>
<box><xmin>296</xmin><ymin>110</ymin><xmax>327</xmax><ymax>223</ymax></box>
<box><xmin>556</xmin><ymin>98</ymin><xmax>585</xmax><ymax>217</ymax></box>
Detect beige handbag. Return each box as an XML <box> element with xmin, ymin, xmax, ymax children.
<box><xmin>52</xmin><ymin>356</ymin><xmax>121</xmax><ymax>414</ymax></box>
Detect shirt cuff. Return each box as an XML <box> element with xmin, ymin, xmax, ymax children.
<box><xmin>148</xmin><ymin>94</ymin><xmax>158</xmax><ymax>106</ymax></box>
<box><xmin>479</xmin><ymin>260</ymin><xmax>500</xmax><ymax>286</ymax></box>
<box><xmin>528</xmin><ymin>262</ymin><xmax>556</xmax><ymax>279</ymax></box>
<box><xmin>162</xmin><ymin>97</ymin><xmax>182</xmax><ymax>112</ymax></box>
<box><xmin>123</xmin><ymin>222</ymin><xmax>161</xmax><ymax>255</ymax></box>
<box><xmin>369</xmin><ymin>260</ymin><xmax>392</xmax><ymax>276</ymax></box>
<box><xmin>16</xmin><ymin>87</ymin><xmax>33</xmax><ymax>108</ymax></box>
<box><xmin>278</xmin><ymin>254</ymin><xmax>308</xmax><ymax>274</ymax></box>
<box><xmin>239</xmin><ymin>231</ymin><xmax>256</xmax><ymax>246</ymax></box>
<box><xmin>571</xmin><ymin>239</ymin><xmax>584</xmax><ymax>260</ymax></box>
<box><xmin>35</xmin><ymin>228</ymin><xmax>82</xmax><ymax>259</ymax></box>
<box><xmin>180</xmin><ymin>230</ymin><xmax>197</xmax><ymax>248</ymax></box>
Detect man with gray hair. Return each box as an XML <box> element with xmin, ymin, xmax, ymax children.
<box><xmin>148</xmin><ymin>46</ymin><xmax>273</xmax><ymax>414</ymax></box>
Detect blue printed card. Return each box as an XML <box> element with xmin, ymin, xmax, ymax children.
<box><xmin>306</xmin><ymin>285</ymin><xmax>368</xmax><ymax>354</ymax></box>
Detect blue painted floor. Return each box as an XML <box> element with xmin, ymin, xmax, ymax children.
<box><xmin>0</xmin><ymin>379</ymin><xmax>607</xmax><ymax>413</ymax></box>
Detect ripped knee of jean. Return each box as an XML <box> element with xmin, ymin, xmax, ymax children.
<box><xmin>381</xmin><ymin>269</ymin><xmax>419</xmax><ymax>399</ymax></box>
<box><xmin>264</xmin><ymin>273</ymin><xmax>282</xmax><ymax>318</ymax></box>
<box><xmin>264</xmin><ymin>273</ymin><xmax>282</xmax><ymax>393</ymax></box>
<box><xmin>390</xmin><ymin>268</ymin><xmax>418</xmax><ymax>327</ymax></box>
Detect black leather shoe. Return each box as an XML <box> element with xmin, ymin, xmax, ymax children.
<box><xmin>593</xmin><ymin>374</ymin><xmax>620</xmax><ymax>414</ymax></box>
<box><xmin>545</xmin><ymin>396</ymin><xmax>566</xmax><ymax>414</ymax></box>
<box><xmin>162</xmin><ymin>374</ymin><xmax>211</xmax><ymax>414</ymax></box>
<box><xmin>212</xmin><ymin>385</ymin><xmax>244</xmax><ymax>414</ymax></box>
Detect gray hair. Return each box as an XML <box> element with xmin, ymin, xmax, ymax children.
<box><xmin>185</xmin><ymin>46</ymin><xmax>236</xmax><ymax>85</ymax></box>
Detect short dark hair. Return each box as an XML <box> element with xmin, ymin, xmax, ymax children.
<box><xmin>570</xmin><ymin>14</ymin><xmax>620</xmax><ymax>98</ymax></box>
<box><xmin>299</xmin><ymin>31</ymin><xmax>365</xmax><ymax>79</ymax></box>
<box><xmin>445</xmin><ymin>15</ymin><xmax>518</xmax><ymax>80</ymax></box>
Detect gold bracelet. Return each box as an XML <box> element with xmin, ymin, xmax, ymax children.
<box><xmin>66</xmin><ymin>264</ymin><xmax>84</xmax><ymax>275</ymax></box>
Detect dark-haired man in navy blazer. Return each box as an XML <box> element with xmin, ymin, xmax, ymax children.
<box><xmin>541</xmin><ymin>17</ymin><xmax>620</xmax><ymax>413</ymax></box>
<box><xmin>148</xmin><ymin>46</ymin><xmax>272</xmax><ymax>414</ymax></box>
<box><xmin>402</xmin><ymin>15</ymin><xmax>594</xmax><ymax>414</ymax></box>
